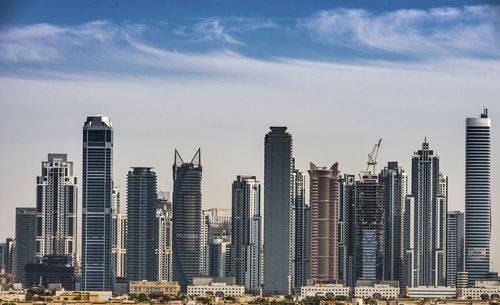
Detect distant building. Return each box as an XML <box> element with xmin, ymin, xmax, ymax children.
<box><xmin>406</xmin><ymin>286</ymin><xmax>456</xmax><ymax>299</ymax></box>
<box><xmin>457</xmin><ymin>272</ymin><xmax>469</xmax><ymax>289</ymax></box>
<box><xmin>379</xmin><ymin>162</ymin><xmax>407</xmax><ymax>285</ymax></box>
<box><xmin>465</xmin><ymin>108</ymin><xmax>491</xmax><ymax>286</ymax></box>
<box><xmin>35</xmin><ymin>154</ymin><xmax>78</xmax><ymax>264</ymax></box>
<box><xmin>338</xmin><ymin>174</ymin><xmax>356</xmax><ymax>287</ymax></box>
<box><xmin>111</xmin><ymin>187</ymin><xmax>127</xmax><ymax>279</ymax></box>
<box><xmin>24</xmin><ymin>255</ymin><xmax>75</xmax><ymax>290</ymax></box>
<box><xmin>81</xmin><ymin>115</ymin><xmax>113</xmax><ymax>291</ymax></box>
<box><xmin>172</xmin><ymin>149</ymin><xmax>202</xmax><ymax>290</ymax></box>
<box><xmin>308</xmin><ymin>163</ymin><xmax>339</xmax><ymax>283</ymax></box>
<box><xmin>0</xmin><ymin>243</ymin><xmax>5</xmax><ymax>272</ymax></box>
<box><xmin>293</xmin><ymin>165</ymin><xmax>309</xmax><ymax>293</ymax></box>
<box><xmin>264</xmin><ymin>126</ymin><xmax>294</xmax><ymax>295</ymax></box>
<box><xmin>129</xmin><ymin>280</ymin><xmax>180</xmax><ymax>295</ymax></box>
<box><xmin>15</xmin><ymin>207</ymin><xmax>37</xmax><ymax>285</ymax></box>
<box><xmin>187</xmin><ymin>278</ymin><xmax>244</xmax><ymax>297</ymax></box>
<box><xmin>5</xmin><ymin>237</ymin><xmax>15</xmax><ymax>275</ymax></box>
<box><xmin>231</xmin><ymin>176</ymin><xmax>262</xmax><ymax>294</ymax></box>
<box><xmin>210</xmin><ymin>238</ymin><xmax>231</xmax><ymax>279</ymax></box>
<box><xmin>355</xmin><ymin>175</ymin><xmax>384</xmax><ymax>282</ymax></box>
<box><xmin>447</xmin><ymin>211</ymin><xmax>465</xmax><ymax>287</ymax></box>
<box><xmin>301</xmin><ymin>283</ymin><xmax>350</xmax><ymax>298</ymax></box>
<box><xmin>126</xmin><ymin>167</ymin><xmax>158</xmax><ymax>281</ymax></box>
<box><xmin>156</xmin><ymin>192</ymin><xmax>173</xmax><ymax>282</ymax></box>
<box><xmin>354</xmin><ymin>282</ymin><xmax>399</xmax><ymax>299</ymax></box>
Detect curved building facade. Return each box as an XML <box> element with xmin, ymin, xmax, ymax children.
<box><xmin>172</xmin><ymin>149</ymin><xmax>202</xmax><ymax>291</ymax></box>
<box><xmin>465</xmin><ymin>109</ymin><xmax>491</xmax><ymax>286</ymax></box>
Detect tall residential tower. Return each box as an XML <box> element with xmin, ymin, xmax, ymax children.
<box><xmin>35</xmin><ymin>154</ymin><xmax>77</xmax><ymax>263</ymax></box>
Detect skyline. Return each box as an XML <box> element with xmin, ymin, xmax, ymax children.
<box><xmin>0</xmin><ymin>0</ymin><xmax>499</xmax><ymax>274</ymax></box>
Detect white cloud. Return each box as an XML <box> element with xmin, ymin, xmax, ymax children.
<box><xmin>299</xmin><ymin>5</ymin><xmax>500</xmax><ymax>58</ymax></box>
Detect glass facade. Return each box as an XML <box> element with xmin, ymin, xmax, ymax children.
<box><xmin>465</xmin><ymin>109</ymin><xmax>491</xmax><ymax>286</ymax></box>
<box><xmin>81</xmin><ymin>116</ymin><xmax>113</xmax><ymax>291</ymax></box>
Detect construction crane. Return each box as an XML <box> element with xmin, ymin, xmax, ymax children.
<box><xmin>359</xmin><ymin>138</ymin><xmax>382</xmax><ymax>181</ymax></box>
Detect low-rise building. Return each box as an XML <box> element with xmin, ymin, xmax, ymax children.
<box><xmin>406</xmin><ymin>286</ymin><xmax>456</xmax><ymax>299</ymax></box>
<box><xmin>129</xmin><ymin>280</ymin><xmax>180</xmax><ymax>295</ymax></box>
<box><xmin>54</xmin><ymin>290</ymin><xmax>113</xmax><ymax>302</ymax></box>
<box><xmin>460</xmin><ymin>282</ymin><xmax>500</xmax><ymax>300</ymax></box>
<box><xmin>301</xmin><ymin>284</ymin><xmax>350</xmax><ymax>298</ymax></box>
<box><xmin>355</xmin><ymin>284</ymin><xmax>399</xmax><ymax>299</ymax></box>
<box><xmin>187</xmin><ymin>282</ymin><xmax>245</xmax><ymax>297</ymax></box>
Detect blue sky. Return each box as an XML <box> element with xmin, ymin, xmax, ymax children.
<box><xmin>1</xmin><ymin>0</ymin><xmax>500</xmax><ymax>268</ymax></box>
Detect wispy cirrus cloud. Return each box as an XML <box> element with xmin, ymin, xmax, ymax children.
<box><xmin>173</xmin><ymin>17</ymin><xmax>278</xmax><ymax>45</ymax></box>
<box><xmin>0</xmin><ymin>21</ymin><xmax>142</xmax><ymax>62</ymax></box>
<box><xmin>298</xmin><ymin>5</ymin><xmax>500</xmax><ymax>58</ymax></box>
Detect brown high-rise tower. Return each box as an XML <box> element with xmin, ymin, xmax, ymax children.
<box><xmin>309</xmin><ymin>162</ymin><xmax>339</xmax><ymax>283</ymax></box>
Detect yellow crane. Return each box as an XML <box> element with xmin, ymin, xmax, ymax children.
<box><xmin>359</xmin><ymin>138</ymin><xmax>382</xmax><ymax>181</ymax></box>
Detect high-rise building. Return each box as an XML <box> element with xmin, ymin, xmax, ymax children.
<box><xmin>379</xmin><ymin>162</ymin><xmax>407</xmax><ymax>284</ymax></box>
<box><xmin>309</xmin><ymin>163</ymin><xmax>339</xmax><ymax>284</ymax></box>
<box><xmin>292</xmin><ymin>166</ymin><xmax>309</xmax><ymax>294</ymax></box>
<box><xmin>35</xmin><ymin>154</ymin><xmax>78</xmax><ymax>263</ymax></box>
<box><xmin>405</xmin><ymin>139</ymin><xmax>447</xmax><ymax>287</ymax></box>
<box><xmin>203</xmin><ymin>208</ymin><xmax>231</xmax><ymax>279</ymax></box>
<box><xmin>156</xmin><ymin>192</ymin><xmax>173</xmax><ymax>281</ymax></box>
<box><xmin>5</xmin><ymin>237</ymin><xmax>15</xmax><ymax>275</ymax></box>
<box><xmin>81</xmin><ymin>115</ymin><xmax>113</xmax><ymax>291</ymax></box>
<box><xmin>0</xmin><ymin>243</ymin><xmax>5</xmax><ymax>272</ymax></box>
<box><xmin>172</xmin><ymin>149</ymin><xmax>202</xmax><ymax>290</ymax></box>
<box><xmin>447</xmin><ymin>211</ymin><xmax>465</xmax><ymax>287</ymax></box>
<box><xmin>231</xmin><ymin>176</ymin><xmax>262</xmax><ymax>294</ymax></box>
<box><xmin>15</xmin><ymin>207</ymin><xmax>37</xmax><ymax>285</ymax></box>
<box><xmin>355</xmin><ymin>175</ymin><xmax>384</xmax><ymax>281</ymax></box>
<box><xmin>111</xmin><ymin>187</ymin><xmax>126</xmax><ymax>279</ymax></box>
<box><xmin>126</xmin><ymin>167</ymin><xmax>158</xmax><ymax>281</ymax></box>
<box><xmin>338</xmin><ymin>174</ymin><xmax>356</xmax><ymax>287</ymax></box>
<box><xmin>465</xmin><ymin>108</ymin><xmax>491</xmax><ymax>286</ymax></box>
<box><xmin>263</xmin><ymin>127</ymin><xmax>293</xmax><ymax>295</ymax></box>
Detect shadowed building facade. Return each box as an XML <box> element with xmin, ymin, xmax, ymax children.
<box><xmin>264</xmin><ymin>127</ymin><xmax>293</xmax><ymax>295</ymax></box>
<box><xmin>126</xmin><ymin>167</ymin><xmax>158</xmax><ymax>281</ymax></box>
<box><xmin>172</xmin><ymin>149</ymin><xmax>202</xmax><ymax>291</ymax></box>
<box><xmin>308</xmin><ymin>163</ymin><xmax>339</xmax><ymax>283</ymax></box>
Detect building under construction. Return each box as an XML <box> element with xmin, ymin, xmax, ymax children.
<box><xmin>354</xmin><ymin>139</ymin><xmax>385</xmax><ymax>282</ymax></box>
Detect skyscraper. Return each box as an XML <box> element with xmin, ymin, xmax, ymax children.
<box><xmin>5</xmin><ymin>237</ymin><xmax>15</xmax><ymax>275</ymax></box>
<box><xmin>309</xmin><ymin>163</ymin><xmax>339</xmax><ymax>283</ymax></box>
<box><xmin>264</xmin><ymin>127</ymin><xmax>293</xmax><ymax>295</ymax></box>
<box><xmin>156</xmin><ymin>191</ymin><xmax>173</xmax><ymax>281</ymax></box>
<box><xmin>447</xmin><ymin>211</ymin><xmax>465</xmax><ymax>287</ymax></box>
<box><xmin>292</xmin><ymin>166</ymin><xmax>309</xmax><ymax>293</ymax></box>
<box><xmin>355</xmin><ymin>175</ymin><xmax>384</xmax><ymax>281</ymax></box>
<box><xmin>338</xmin><ymin>174</ymin><xmax>356</xmax><ymax>287</ymax></box>
<box><xmin>172</xmin><ymin>149</ymin><xmax>202</xmax><ymax>290</ymax></box>
<box><xmin>465</xmin><ymin>108</ymin><xmax>491</xmax><ymax>286</ymax></box>
<box><xmin>35</xmin><ymin>154</ymin><xmax>77</xmax><ymax>263</ymax></box>
<box><xmin>405</xmin><ymin>139</ymin><xmax>447</xmax><ymax>287</ymax></box>
<box><xmin>111</xmin><ymin>187</ymin><xmax>126</xmax><ymax>279</ymax></box>
<box><xmin>81</xmin><ymin>115</ymin><xmax>113</xmax><ymax>291</ymax></box>
<box><xmin>379</xmin><ymin>162</ymin><xmax>407</xmax><ymax>284</ymax></box>
<box><xmin>231</xmin><ymin>175</ymin><xmax>262</xmax><ymax>294</ymax></box>
<box><xmin>126</xmin><ymin>167</ymin><xmax>158</xmax><ymax>281</ymax></box>
<box><xmin>15</xmin><ymin>207</ymin><xmax>37</xmax><ymax>285</ymax></box>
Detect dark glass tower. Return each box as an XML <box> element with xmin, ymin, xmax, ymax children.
<box><xmin>126</xmin><ymin>167</ymin><xmax>158</xmax><ymax>281</ymax></box>
<box><xmin>465</xmin><ymin>108</ymin><xmax>491</xmax><ymax>286</ymax></box>
<box><xmin>338</xmin><ymin>174</ymin><xmax>356</xmax><ymax>287</ymax></box>
<box><xmin>379</xmin><ymin>162</ymin><xmax>407</xmax><ymax>285</ymax></box>
<box><xmin>15</xmin><ymin>207</ymin><xmax>37</xmax><ymax>285</ymax></box>
<box><xmin>292</xmin><ymin>165</ymin><xmax>309</xmax><ymax>294</ymax></box>
<box><xmin>447</xmin><ymin>211</ymin><xmax>465</xmax><ymax>287</ymax></box>
<box><xmin>264</xmin><ymin>126</ymin><xmax>293</xmax><ymax>295</ymax></box>
<box><xmin>81</xmin><ymin>116</ymin><xmax>113</xmax><ymax>291</ymax></box>
<box><xmin>172</xmin><ymin>149</ymin><xmax>202</xmax><ymax>291</ymax></box>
